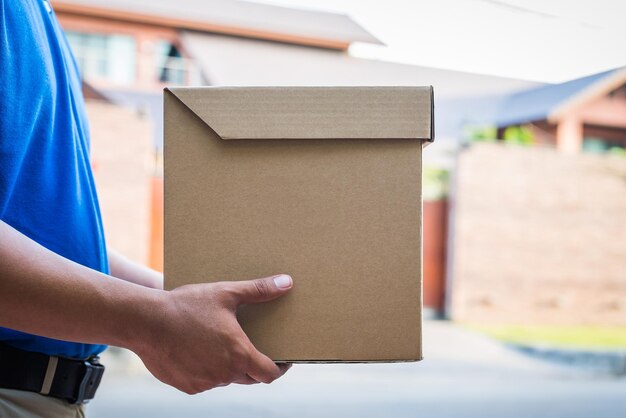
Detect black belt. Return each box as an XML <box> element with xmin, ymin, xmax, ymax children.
<box><xmin>0</xmin><ymin>343</ymin><xmax>105</xmax><ymax>404</ymax></box>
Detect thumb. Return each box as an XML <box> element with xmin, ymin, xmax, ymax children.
<box><xmin>231</xmin><ymin>274</ymin><xmax>293</xmax><ymax>305</ymax></box>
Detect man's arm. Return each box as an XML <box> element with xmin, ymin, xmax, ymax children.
<box><xmin>0</xmin><ymin>220</ymin><xmax>292</xmax><ymax>393</ymax></box>
<box><xmin>108</xmin><ymin>248</ymin><xmax>163</xmax><ymax>289</ymax></box>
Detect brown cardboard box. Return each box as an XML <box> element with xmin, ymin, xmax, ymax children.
<box><xmin>164</xmin><ymin>86</ymin><xmax>434</xmax><ymax>362</ymax></box>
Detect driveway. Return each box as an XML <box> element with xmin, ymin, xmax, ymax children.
<box><xmin>88</xmin><ymin>321</ymin><xmax>626</xmax><ymax>418</ymax></box>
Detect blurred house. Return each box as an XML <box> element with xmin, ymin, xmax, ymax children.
<box><xmin>52</xmin><ymin>0</ymin><xmax>626</xmax><ymax>320</ymax></box>
<box><xmin>446</xmin><ymin>69</ymin><xmax>626</xmax><ymax>326</ymax></box>
<box><xmin>494</xmin><ymin>68</ymin><xmax>626</xmax><ymax>154</ymax></box>
<box><xmin>52</xmin><ymin>0</ymin><xmax>533</xmax><ymax>300</ymax></box>
<box><xmin>444</xmin><ymin>67</ymin><xmax>626</xmax><ymax>153</ymax></box>
<box><xmin>52</xmin><ymin>0</ymin><xmax>538</xmax><ymax>163</ymax></box>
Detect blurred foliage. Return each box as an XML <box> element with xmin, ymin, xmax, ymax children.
<box><xmin>466</xmin><ymin>125</ymin><xmax>497</xmax><ymax>142</ymax></box>
<box><xmin>467</xmin><ymin>325</ymin><xmax>626</xmax><ymax>349</ymax></box>
<box><xmin>608</xmin><ymin>147</ymin><xmax>626</xmax><ymax>157</ymax></box>
<box><xmin>466</xmin><ymin>124</ymin><xmax>535</xmax><ymax>146</ymax></box>
<box><xmin>503</xmin><ymin>125</ymin><xmax>534</xmax><ymax>146</ymax></box>
<box><xmin>423</xmin><ymin>166</ymin><xmax>450</xmax><ymax>201</ymax></box>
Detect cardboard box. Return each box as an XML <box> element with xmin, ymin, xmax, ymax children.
<box><xmin>164</xmin><ymin>86</ymin><xmax>434</xmax><ymax>362</ymax></box>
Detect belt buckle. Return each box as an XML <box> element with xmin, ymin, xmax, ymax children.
<box><xmin>72</xmin><ymin>356</ymin><xmax>105</xmax><ymax>405</ymax></box>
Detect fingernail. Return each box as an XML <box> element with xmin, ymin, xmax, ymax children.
<box><xmin>273</xmin><ymin>274</ymin><xmax>293</xmax><ymax>289</ymax></box>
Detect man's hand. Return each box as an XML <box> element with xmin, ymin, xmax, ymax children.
<box><xmin>0</xmin><ymin>221</ymin><xmax>292</xmax><ymax>395</ymax></box>
<box><xmin>131</xmin><ymin>274</ymin><xmax>293</xmax><ymax>394</ymax></box>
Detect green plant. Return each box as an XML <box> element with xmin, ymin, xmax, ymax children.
<box><xmin>608</xmin><ymin>147</ymin><xmax>626</xmax><ymax>157</ymax></box>
<box><xmin>423</xmin><ymin>166</ymin><xmax>450</xmax><ymax>200</ymax></box>
<box><xmin>503</xmin><ymin>125</ymin><xmax>534</xmax><ymax>146</ymax></box>
<box><xmin>466</xmin><ymin>125</ymin><xmax>497</xmax><ymax>142</ymax></box>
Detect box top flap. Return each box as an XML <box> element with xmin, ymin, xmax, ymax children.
<box><xmin>165</xmin><ymin>86</ymin><xmax>434</xmax><ymax>141</ymax></box>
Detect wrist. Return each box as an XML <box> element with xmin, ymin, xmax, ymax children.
<box><xmin>108</xmin><ymin>285</ymin><xmax>169</xmax><ymax>354</ymax></box>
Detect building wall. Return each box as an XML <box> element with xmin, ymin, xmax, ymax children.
<box><xmin>87</xmin><ymin>100</ymin><xmax>153</xmax><ymax>265</ymax></box>
<box><xmin>554</xmin><ymin>91</ymin><xmax>626</xmax><ymax>153</ymax></box>
<box><xmin>450</xmin><ymin>143</ymin><xmax>626</xmax><ymax>325</ymax></box>
<box><xmin>56</xmin><ymin>13</ymin><xmax>199</xmax><ymax>90</ymax></box>
<box><xmin>528</xmin><ymin>122</ymin><xmax>557</xmax><ymax>147</ymax></box>
<box><xmin>571</xmin><ymin>92</ymin><xmax>626</xmax><ymax>133</ymax></box>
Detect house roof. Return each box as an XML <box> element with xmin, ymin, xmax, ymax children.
<box><xmin>98</xmin><ymin>32</ymin><xmax>537</xmax><ymax>170</ymax></box>
<box><xmin>179</xmin><ymin>30</ymin><xmax>539</xmax><ymax>164</ymax></box>
<box><xmin>493</xmin><ymin>66</ymin><xmax>626</xmax><ymax>127</ymax></box>
<box><xmin>180</xmin><ymin>31</ymin><xmax>538</xmax><ymax>100</ymax></box>
<box><xmin>51</xmin><ymin>0</ymin><xmax>381</xmax><ymax>50</ymax></box>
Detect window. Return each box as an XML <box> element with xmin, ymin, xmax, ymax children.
<box><xmin>155</xmin><ymin>41</ymin><xmax>186</xmax><ymax>85</ymax></box>
<box><xmin>583</xmin><ymin>137</ymin><xmax>626</xmax><ymax>155</ymax></box>
<box><xmin>66</xmin><ymin>32</ymin><xmax>137</xmax><ymax>85</ymax></box>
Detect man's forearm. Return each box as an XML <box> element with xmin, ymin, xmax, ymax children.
<box><xmin>0</xmin><ymin>220</ymin><xmax>292</xmax><ymax>392</ymax></box>
<box><xmin>0</xmin><ymin>220</ymin><xmax>162</xmax><ymax>351</ymax></box>
<box><xmin>108</xmin><ymin>248</ymin><xmax>163</xmax><ymax>289</ymax></box>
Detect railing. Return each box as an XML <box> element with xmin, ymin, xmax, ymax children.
<box><xmin>156</xmin><ymin>56</ymin><xmax>204</xmax><ymax>86</ymax></box>
<box><xmin>75</xmin><ymin>53</ymin><xmax>204</xmax><ymax>90</ymax></box>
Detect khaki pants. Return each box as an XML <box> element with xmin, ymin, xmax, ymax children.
<box><xmin>0</xmin><ymin>389</ymin><xmax>85</xmax><ymax>418</ymax></box>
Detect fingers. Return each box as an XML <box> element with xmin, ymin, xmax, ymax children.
<box><xmin>209</xmin><ymin>275</ymin><xmax>293</xmax><ymax>386</ymax></box>
<box><xmin>245</xmin><ymin>345</ymin><xmax>289</xmax><ymax>384</ymax></box>
<box><xmin>233</xmin><ymin>374</ymin><xmax>260</xmax><ymax>385</ymax></box>
<box><xmin>276</xmin><ymin>363</ymin><xmax>292</xmax><ymax>374</ymax></box>
<box><xmin>237</xmin><ymin>365</ymin><xmax>291</xmax><ymax>386</ymax></box>
<box><xmin>229</xmin><ymin>274</ymin><xmax>293</xmax><ymax>306</ymax></box>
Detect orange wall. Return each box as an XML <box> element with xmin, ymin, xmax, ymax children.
<box><xmin>423</xmin><ymin>200</ymin><xmax>448</xmax><ymax>312</ymax></box>
<box><xmin>148</xmin><ymin>176</ymin><xmax>164</xmax><ymax>272</ymax></box>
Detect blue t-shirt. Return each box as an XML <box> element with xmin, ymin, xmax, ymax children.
<box><xmin>0</xmin><ymin>0</ymin><xmax>109</xmax><ymax>358</ymax></box>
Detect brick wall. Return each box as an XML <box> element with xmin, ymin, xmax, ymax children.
<box><xmin>450</xmin><ymin>143</ymin><xmax>626</xmax><ymax>325</ymax></box>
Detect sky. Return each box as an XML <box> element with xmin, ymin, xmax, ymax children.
<box><xmin>256</xmin><ymin>0</ymin><xmax>626</xmax><ymax>83</ymax></box>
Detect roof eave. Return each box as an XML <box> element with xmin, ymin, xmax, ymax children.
<box><xmin>53</xmin><ymin>1</ymin><xmax>365</xmax><ymax>50</ymax></box>
<box><xmin>548</xmin><ymin>67</ymin><xmax>626</xmax><ymax>123</ymax></box>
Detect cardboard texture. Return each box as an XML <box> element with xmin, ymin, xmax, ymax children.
<box><xmin>164</xmin><ymin>86</ymin><xmax>434</xmax><ymax>362</ymax></box>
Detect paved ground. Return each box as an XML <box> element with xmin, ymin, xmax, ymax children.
<box><xmin>88</xmin><ymin>321</ymin><xmax>626</xmax><ymax>418</ymax></box>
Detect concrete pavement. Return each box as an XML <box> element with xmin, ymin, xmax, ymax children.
<box><xmin>88</xmin><ymin>321</ymin><xmax>626</xmax><ymax>418</ymax></box>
